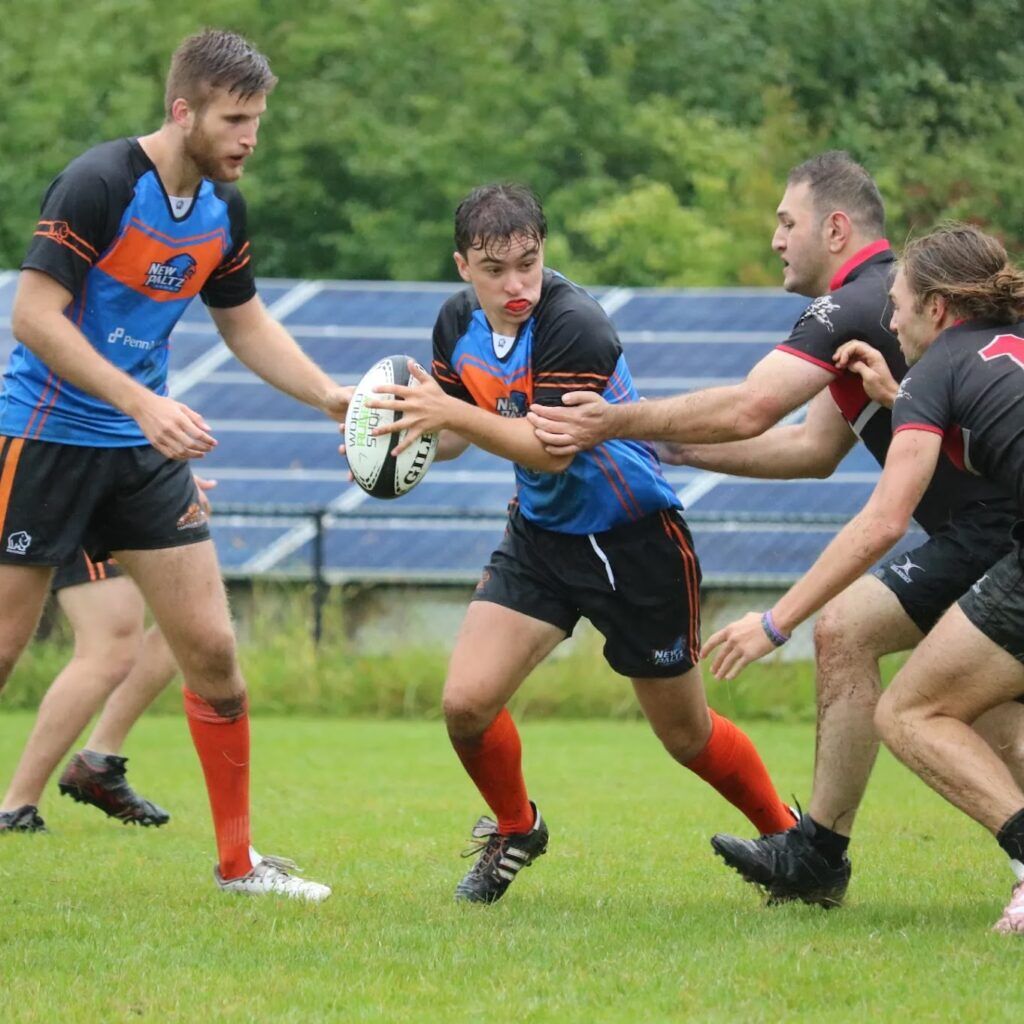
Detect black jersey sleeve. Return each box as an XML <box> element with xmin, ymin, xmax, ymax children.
<box><xmin>531</xmin><ymin>295</ymin><xmax>621</xmax><ymax>408</ymax></box>
<box><xmin>775</xmin><ymin>294</ymin><xmax>853</xmax><ymax>373</ymax></box>
<box><xmin>431</xmin><ymin>292</ymin><xmax>474</xmax><ymax>403</ymax></box>
<box><xmin>201</xmin><ymin>186</ymin><xmax>257</xmax><ymax>308</ymax></box>
<box><xmin>891</xmin><ymin>341</ymin><xmax>955</xmax><ymax>436</ymax></box>
<box><xmin>20</xmin><ymin>148</ymin><xmax>130</xmax><ymax>296</ymax></box>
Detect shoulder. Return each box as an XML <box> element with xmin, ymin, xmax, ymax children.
<box><xmin>433</xmin><ymin>286</ymin><xmax>478</xmax><ymax>343</ymax></box>
<box><xmin>535</xmin><ymin>271</ymin><xmax>618</xmax><ymax>340</ymax></box>
<box><xmin>56</xmin><ymin>138</ymin><xmax>140</xmax><ymax>193</ymax></box>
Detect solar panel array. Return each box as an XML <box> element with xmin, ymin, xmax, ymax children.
<box><xmin>0</xmin><ymin>271</ymin><xmax>901</xmax><ymax>586</ymax></box>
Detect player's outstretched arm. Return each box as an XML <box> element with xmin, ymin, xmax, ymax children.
<box><xmin>12</xmin><ymin>270</ymin><xmax>215</xmax><ymax>460</ymax></box>
<box><xmin>209</xmin><ymin>297</ymin><xmax>353</xmax><ymax>420</ymax></box>
<box><xmin>701</xmin><ymin>430</ymin><xmax>941</xmax><ymax>680</ymax></box>
<box><xmin>661</xmin><ymin>391</ymin><xmax>856</xmax><ymax>479</ymax></box>
<box><xmin>528</xmin><ymin>349</ymin><xmax>832</xmax><ymax>454</ymax></box>
<box><xmin>367</xmin><ymin>362</ymin><xmax>572</xmax><ymax>474</ymax></box>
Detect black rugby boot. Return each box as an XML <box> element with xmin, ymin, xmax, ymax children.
<box><xmin>711</xmin><ymin>812</ymin><xmax>851</xmax><ymax>908</ymax></box>
<box><xmin>0</xmin><ymin>805</ymin><xmax>47</xmax><ymax>833</ymax></box>
<box><xmin>58</xmin><ymin>752</ymin><xmax>170</xmax><ymax>827</ymax></box>
<box><xmin>454</xmin><ymin>802</ymin><xmax>548</xmax><ymax>904</ymax></box>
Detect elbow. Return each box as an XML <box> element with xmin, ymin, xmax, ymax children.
<box><xmin>526</xmin><ymin>452</ymin><xmax>574</xmax><ymax>475</ymax></box>
<box><xmin>732</xmin><ymin>396</ymin><xmax>783</xmax><ymax>441</ymax></box>
<box><xmin>810</xmin><ymin>450</ymin><xmax>845</xmax><ymax>479</ymax></box>
<box><xmin>547</xmin><ymin>453</ymin><xmax>575</xmax><ymax>474</ymax></box>
<box><xmin>867</xmin><ymin>509</ymin><xmax>911</xmax><ymax>552</ymax></box>
<box><xmin>10</xmin><ymin>303</ymin><xmax>35</xmax><ymax>347</ymax></box>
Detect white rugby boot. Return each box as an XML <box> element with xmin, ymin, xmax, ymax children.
<box><xmin>215</xmin><ymin>850</ymin><xmax>332</xmax><ymax>902</ymax></box>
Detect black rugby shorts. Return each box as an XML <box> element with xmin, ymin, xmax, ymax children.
<box><xmin>473</xmin><ymin>505</ymin><xmax>702</xmax><ymax>678</ymax></box>
<box><xmin>0</xmin><ymin>437</ymin><xmax>210</xmax><ymax>568</ymax></box>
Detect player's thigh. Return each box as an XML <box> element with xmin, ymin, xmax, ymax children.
<box><xmin>883</xmin><ymin>604</ymin><xmax>1024</xmax><ymax>726</ymax></box>
<box><xmin>444</xmin><ymin>600</ymin><xmax>566</xmax><ymax>717</ymax></box>
<box><xmin>112</xmin><ymin>540</ymin><xmax>236</xmax><ymax>677</ymax></box>
<box><xmin>631</xmin><ymin>665</ymin><xmax>711</xmax><ymax>751</ymax></box>
<box><xmin>816</xmin><ymin>574</ymin><xmax>924</xmax><ymax>662</ymax></box>
<box><xmin>0</xmin><ymin>563</ymin><xmax>53</xmax><ymax>666</ymax></box>
<box><xmin>582</xmin><ymin>509</ymin><xmax>702</xmax><ymax>681</ymax></box>
<box><xmin>57</xmin><ymin>575</ymin><xmax>146</xmax><ymax>660</ymax></box>
<box><xmin>869</xmin><ymin>516</ymin><xmax>1016</xmax><ymax>649</ymax></box>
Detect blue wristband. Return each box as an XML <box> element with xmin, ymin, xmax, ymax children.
<box><xmin>761</xmin><ymin>610</ymin><xmax>790</xmax><ymax>648</ymax></box>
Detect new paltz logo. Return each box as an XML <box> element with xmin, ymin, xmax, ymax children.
<box><xmin>145</xmin><ymin>253</ymin><xmax>197</xmax><ymax>293</ymax></box>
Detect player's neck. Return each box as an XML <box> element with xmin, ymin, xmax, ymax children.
<box><xmin>822</xmin><ymin>233</ymin><xmax>884</xmax><ymax>293</ymax></box>
<box><xmin>137</xmin><ymin>128</ymin><xmax>203</xmax><ymax>197</ymax></box>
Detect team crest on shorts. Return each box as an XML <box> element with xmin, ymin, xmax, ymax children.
<box><xmin>176</xmin><ymin>503</ymin><xmax>207</xmax><ymax>530</ymax></box>
<box><xmin>6</xmin><ymin>530</ymin><xmax>31</xmax><ymax>555</ymax></box>
<box><xmin>651</xmin><ymin>635</ymin><xmax>686</xmax><ymax>667</ymax></box>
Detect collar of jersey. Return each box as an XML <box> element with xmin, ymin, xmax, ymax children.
<box><xmin>830</xmin><ymin>238</ymin><xmax>892</xmax><ymax>292</ymax></box>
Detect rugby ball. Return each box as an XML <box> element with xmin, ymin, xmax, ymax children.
<box><xmin>344</xmin><ymin>355</ymin><xmax>439</xmax><ymax>499</ymax></box>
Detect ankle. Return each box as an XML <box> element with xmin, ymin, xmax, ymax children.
<box><xmin>805</xmin><ymin>815</ymin><xmax>851</xmax><ymax>866</ymax></box>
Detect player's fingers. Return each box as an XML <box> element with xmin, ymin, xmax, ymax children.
<box><xmin>391</xmin><ymin>427</ymin><xmax>422</xmax><ymax>457</ymax></box>
<box><xmin>181</xmin><ymin>404</ymin><xmax>213</xmax><ymax>433</ymax></box>
<box><xmin>370</xmin><ymin>420</ymin><xmax>405</xmax><ymax>436</ymax></box>
<box><xmin>561</xmin><ymin>391</ymin><xmax>600</xmax><ymax>407</ymax></box>
<box><xmin>529</xmin><ymin>402</ymin><xmax>571</xmax><ymax>421</ymax></box>
<box><xmin>700</xmin><ymin>628</ymin><xmax>726</xmax><ymax>659</ymax></box>
<box><xmin>543</xmin><ymin>441</ymin><xmax>580</xmax><ymax>456</ymax></box>
<box><xmin>407</xmin><ymin>359</ymin><xmax>430</xmax><ymax>382</ymax></box>
<box><xmin>533</xmin><ymin>426</ymin><xmax>575</xmax><ymax>446</ymax></box>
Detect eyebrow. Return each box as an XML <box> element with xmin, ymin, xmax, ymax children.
<box><xmin>479</xmin><ymin>247</ymin><xmax>539</xmax><ymax>267</ymax></box>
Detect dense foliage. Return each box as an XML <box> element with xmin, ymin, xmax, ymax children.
<box><xmin>3</xmin><ymin>0</ymin><xmax>1021</xmax><ymax>285</ymax></box>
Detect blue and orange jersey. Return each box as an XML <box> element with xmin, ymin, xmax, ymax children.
<box><xmin>2</xmin><ymin>138</ymin><xmax>256</xmax><ymax>445</ymax></box>
<box><xmin>432</xmin><ymin>270</ymin><xmax>681</xmax><ymax>534</ymax></box>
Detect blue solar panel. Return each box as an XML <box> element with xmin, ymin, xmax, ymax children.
<box><xmin>284</xmin><ymin>284</ymin><xmax>461</xmax><ymax>329</ymax></box>
<box><xmin>612</xmin><ymin>291</ymin><xmax>807</xmax><ymax>332</ymax></box>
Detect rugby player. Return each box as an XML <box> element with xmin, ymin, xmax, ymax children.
<box><xmin>702</xmin><ymin>224</ymin><xmax>1024</xmax><ymax>933</ymax></box>
<box><xmin>0</xmin><ymin>30</ymin><xmax>350</xmax><ymax>899</ymax></box>
<box><xmin>528</xmin><ymin>152</ymin><xmax>1023</xmax><ymax>907</ymax></box>
<box><xmin>362</xmin><ymin>183</ymin><xmax>794</xmax><ymax>904</ymax></box>
<box><xmin>0</xmin><ymin>477</ymin><xmax>213</xmax><ymax>832</ymax></box>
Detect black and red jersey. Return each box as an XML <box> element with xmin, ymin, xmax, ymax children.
<box><xmin>892</xmin><ymin>320</ymin><xmax>1024</xmax><ymax>514</ymax></box>
<box><xmin>777</xmin><ymin>241</ymin><xmax>1013</xmax><ymax>533</ymax></box>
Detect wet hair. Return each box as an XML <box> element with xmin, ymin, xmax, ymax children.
<box><xmin>900</xmin><ymin>223</ymin><xmax>1024</xmax><ymax>324</ymax></box>
<box><xmin>164</xmin><ymin>29</ymin><xmax>277</xmax><ymax>118</ymax></box>
<box><xmin>454</xmin><ymin>184</ymin><xmax>547</xmax><ymax>258</ymax></box>
<box><xmin>787</xmin><ymin>151</ymin><xmax>885</xmax><ymax>236</ymax></box>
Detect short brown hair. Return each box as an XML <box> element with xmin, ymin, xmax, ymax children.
<box><xmin>788</xmin><ymin>151</ymin><xmax>885</xmax><ymax>236</ymax></box>
<box><xmin>901</xmin><ymin>223</ymin><xmax>1024</xmax><ymax>324</ymax></box>
<box><xmin>454</xmin><ymin>184</ymin><xmax>547</xmax><ymax>258</ymax></box>
<box><xmin>164</xmin><ymin>29</ymin><xmax>277</xmax><ymax>118</ymax></box>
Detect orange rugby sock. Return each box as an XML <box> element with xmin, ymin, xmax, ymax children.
<box><xmin>685</xmin><ymin>710</ymin><xmax>793</xmax><ymax>835</ymax></box>
<box><xmin>184</xmin><ymin>687</ymin><xmax>252</xmax><ymax>880</ymax></box>
<box><xmin>451</xmin><ymin>707</ymin><xmax>534</xmax><ymax>835</ymax></box>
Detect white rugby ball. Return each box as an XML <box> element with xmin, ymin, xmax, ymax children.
<box><xmin>344</xmin><ymin>355</ymin><xmax>439</xmax><ymax>499</ymax></box>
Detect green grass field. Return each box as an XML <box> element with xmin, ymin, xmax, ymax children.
<box><xmin>1</xmin><ymin>712</ymin><xmax>1019</xmax><ymax>1022</ymax></box>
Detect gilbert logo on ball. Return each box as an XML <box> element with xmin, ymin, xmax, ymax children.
<box><xmin>344</xmin><ymin>355</ymin><xmax>439</xmax><ymax>499</ymax></box>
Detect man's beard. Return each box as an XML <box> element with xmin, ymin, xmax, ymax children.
<box><xmin>184</xmin><ymin>123</ymin><xmax>229</xmax><ymax>182</ymax></box>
